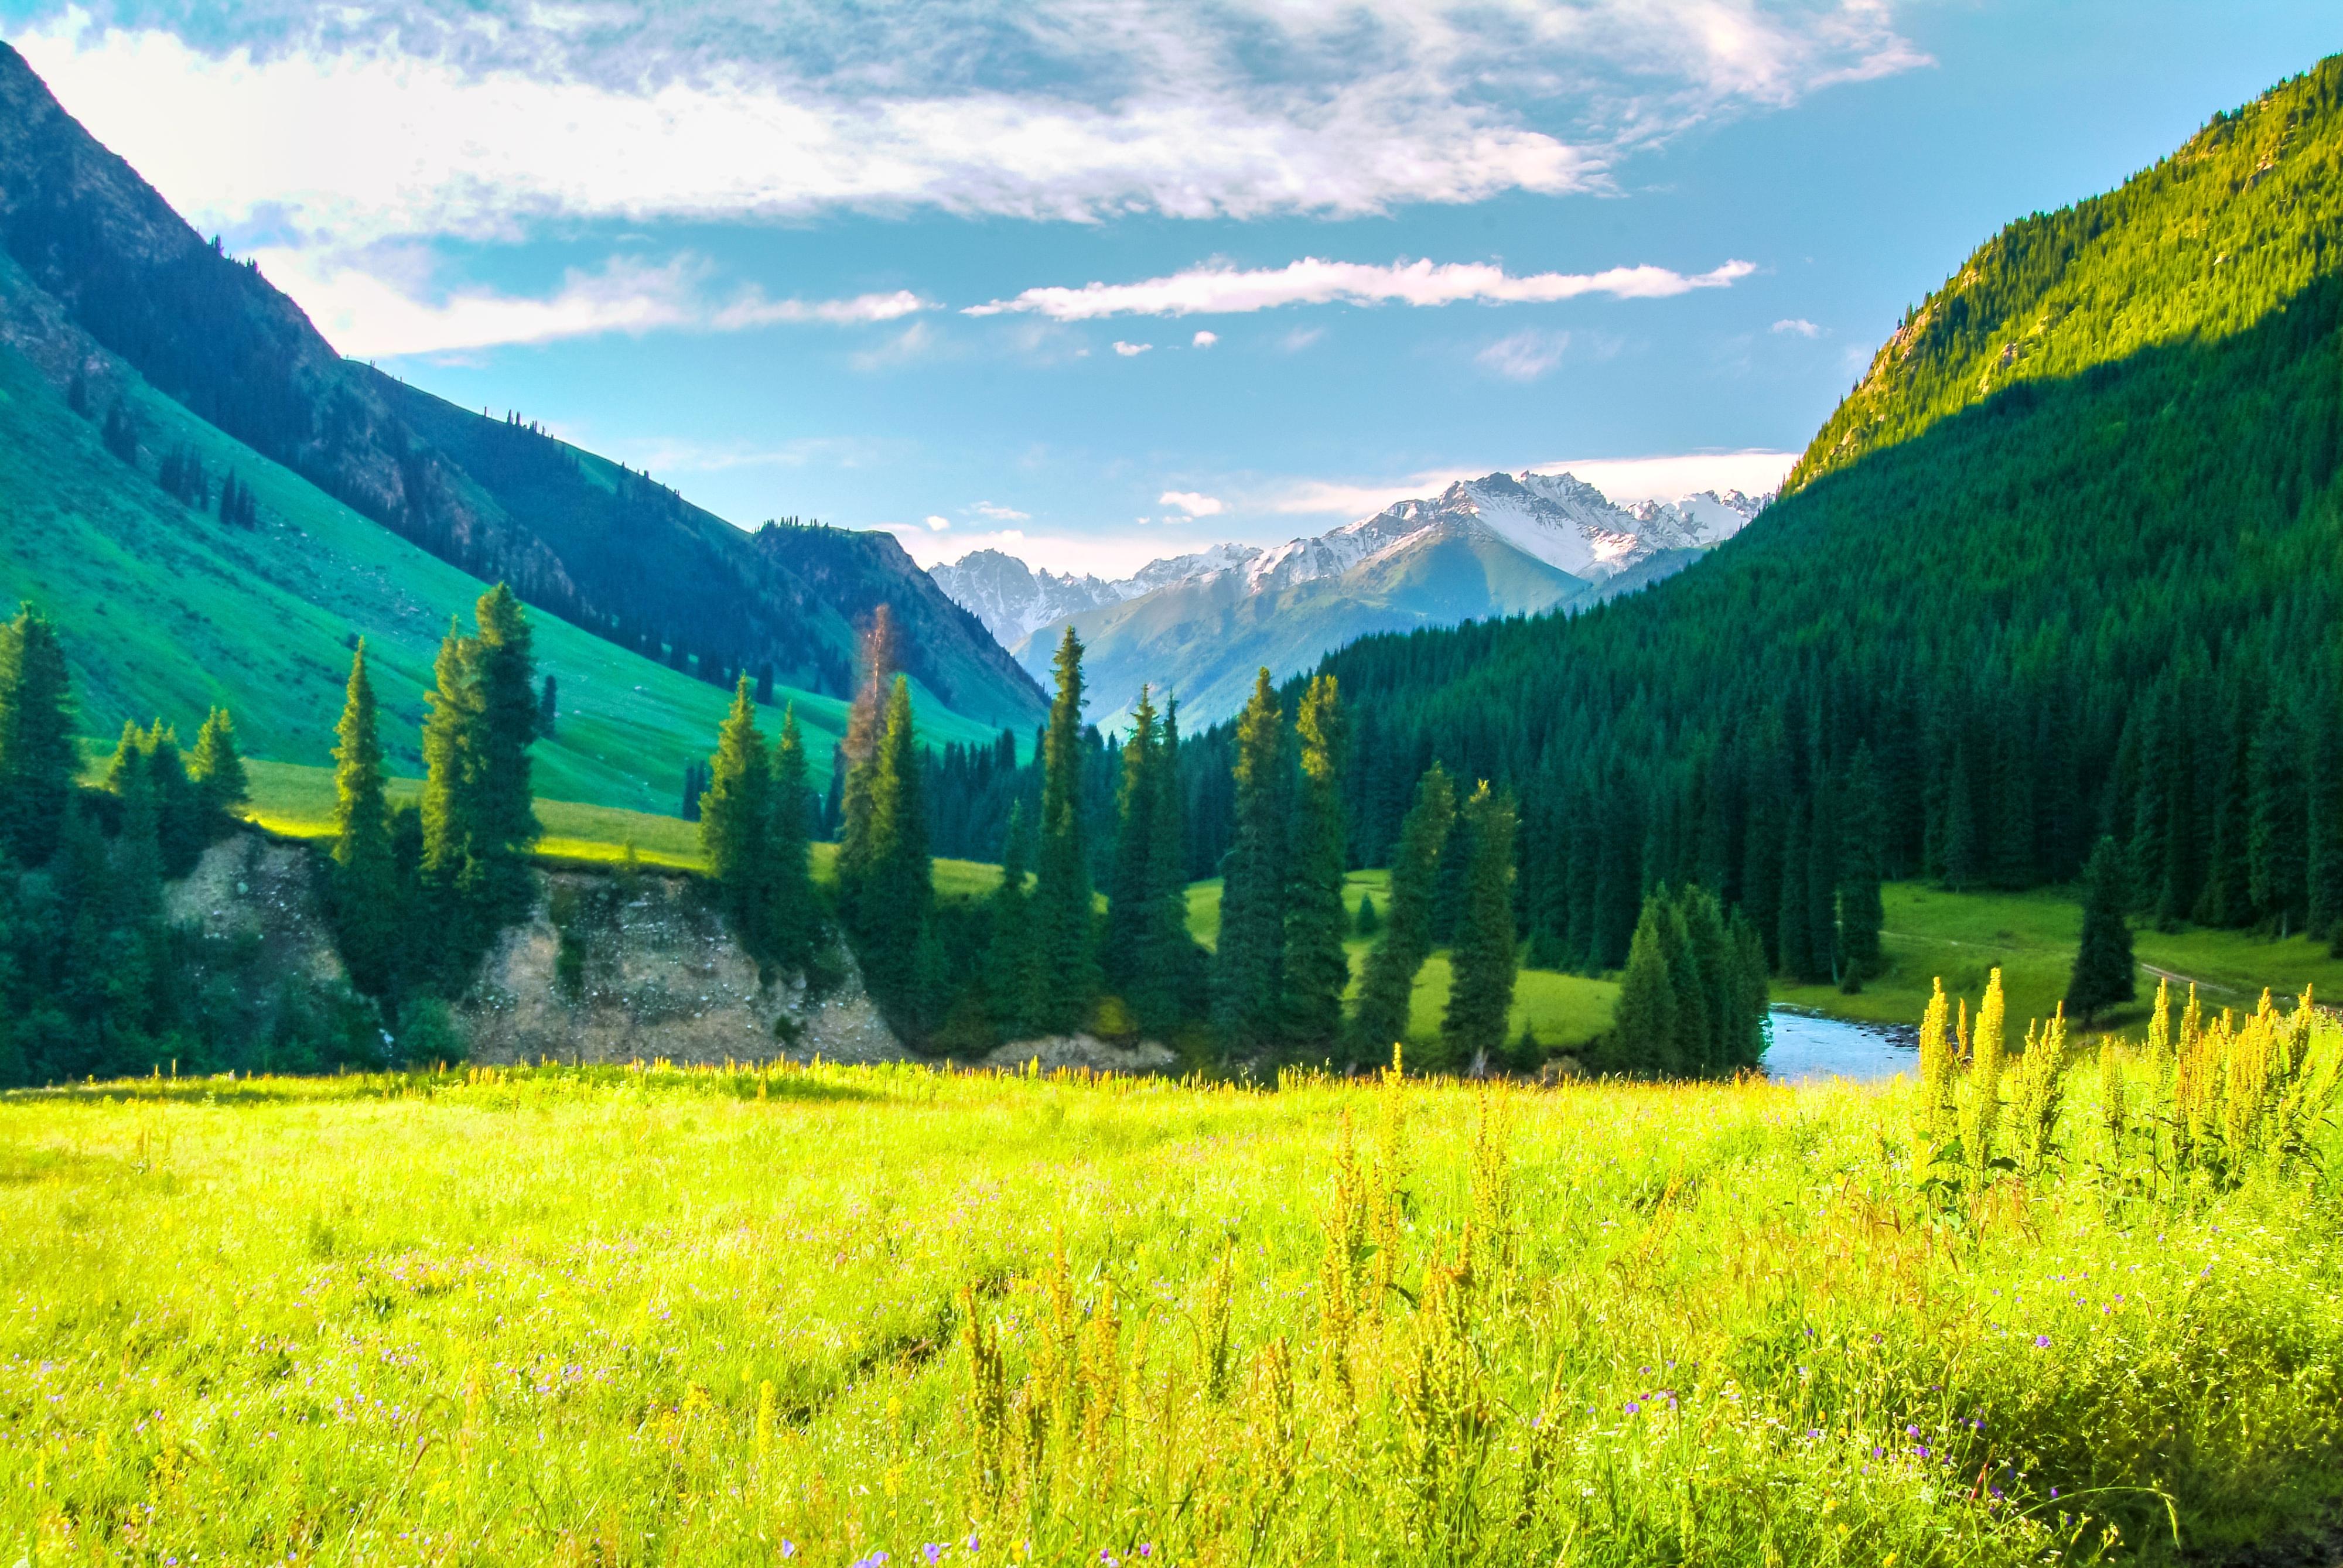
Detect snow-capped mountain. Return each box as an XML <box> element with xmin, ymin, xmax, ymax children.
<box><xmin>928</xmin><ymin>471</ymin><xmax>1767</xmax><ymax>725</ymax></box>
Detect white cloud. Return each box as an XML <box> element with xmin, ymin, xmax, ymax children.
<box><xmin>249</xmin><ymin>245</ymin><xmax>934</xmax><ymax>357</ymax></box>
<box><xmin>1192</xmin><ymin>330</ymin><xmax>1218</xmax><ymax>348</ymax></box>
<box><xmin>11</xmin><ymin>6</ymin><xmax>1923</xmax><ymax>247</ymax></box>
<box><xmin>1477</xmin><ymin>329</ymin><xmax>1569</xmax><ymax>381</ymax></box>
<box><xmin>849</xmin><ymin>320</ymin><xmax>940</xmax><ymax>371</ymax></box>
<box><xmin>1268</xmin><ymin>450</ymin><xmax>1798</xmax><ymax>516</ymax></box>
<box><xmin>1771</xmin><ymin>317</ymin><xmax>1822</xmax><ymax>337</ymax></box>
<box><xmin>970</xmin><ymin>501</ymin><xmax>1031</xmax><ymax>521</ymax></box>
<box><xmin>923</xmin><ymin>515</ymin><xmax>952</xmax><ymax>531</ymax></box>
<box><xmin>1112</xmin><ymin>340</ymin><xmax>1153</xmax><ymax>357</ymax></box>
<box><xmin>966</xmin><ymin>255</ymin><xmax>1754</xmax><ymax>320</ymax></box>
<box><xmin>1279</xmin><ymin>326</ymin><xmax>1326</xmax><ymax>353</ymax></box>
<box><xmin>1159</xmin><ymin>490</ymin><xmax>1224</xmax><ymax>517</ymax></box>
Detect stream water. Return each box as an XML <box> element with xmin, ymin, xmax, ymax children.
<box><xmin>1762</xmin><ymin>1006</ymin><xmax>1919</xmax><ymax>1084</ymax></box>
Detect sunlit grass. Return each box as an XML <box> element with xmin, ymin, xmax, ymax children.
<box><xmin>4</xmin><ymin>1011</ymin><xmax>2338</xmax><ymax>1566</ymax></box>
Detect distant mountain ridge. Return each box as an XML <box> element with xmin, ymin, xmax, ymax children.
<box><xmin>931</xmin><ymin>473</ymin><xmax>1766</xmax><ymax>723</ymax></box>
<box><xmin>0</xmin><ymin>42</ymin><xmax>1044</xmax><ymax>733</ymax></box>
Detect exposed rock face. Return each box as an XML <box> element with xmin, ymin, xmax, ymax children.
<box><xmin>166</xmin><ymin>833</ymin><xmax>348</xmax><ymax>989</ymax></box>
<box><xmin>980</xmin><ymin>1034</ymin><xmax>1180</xmax><ymax>1074</ymax></box>
<box><xmin>462</xmin><ymin>867</ymin><xmax>913</xmax><ymax>1068</ymax></box>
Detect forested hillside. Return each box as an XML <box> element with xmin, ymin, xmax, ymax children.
<box><xmin>0</xmin><ymin>42</ymin><xmax>1044</xmax><ymax>732</ymax></box>
<box><xmin>1258</xmin><ymin>57</ymin><xmax>2343</xmax><ymax>980</ymax></box>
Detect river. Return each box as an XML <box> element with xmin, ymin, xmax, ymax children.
<box><xmin>1763</xmin><ymin>1006</ymin><xmax>1919</xmax><ymax>1084</ymax></box>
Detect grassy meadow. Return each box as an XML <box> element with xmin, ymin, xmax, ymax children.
<box><xmin>4</xmin><ymin>990</ymin><xmax>2339</xmax><ymax>1567</ymax></box>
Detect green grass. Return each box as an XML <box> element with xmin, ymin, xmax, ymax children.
<box><xmin>0</xmin><ymin>332</ymin><xmax>1000</xmax><ymax>815</ymax></box>
<box><xmin>1774</xmin><ymin>882</ymin><xmax>2343</xmax><ymax>1033</ymax></box>
<box><xmin>1186</xmin><ymin>872</ymin><xmax>1619</xmax><ymax>1053</ymax></box>
<box><xmin>233</xmin><ymin>757</ymin><xmax>1007</xmax><ymax>896</ymax></box>
<box><xmin>4</xmin><ymin>1033</ymin><xmax>2339</xmax><ymax>1566</ymax></box>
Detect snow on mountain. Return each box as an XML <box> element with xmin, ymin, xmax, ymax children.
<box><xmin>927</xmin><ymin>472</ymin><xmax>1770</xmax><ymax>718</ymax></box>
<box><xmin>930</xmin><ymin>542</ymin><xmax>1262</xmax><ymax>647</ymax></box>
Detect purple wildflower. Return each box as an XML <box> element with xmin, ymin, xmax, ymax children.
<box><xmin>1625</xmin><ymin>1400</ymin><xmax>1641</xmax><ymax>1414</ymax></box>
<box><xmin>2034</xmin><ymin>1335</ymin><xmax>2051</xmax><ymax>1349</ymax></box>
<box><xmin>925</xmin><ymin>1547</ymin><xmax>943</xmax><ymax>1566</ymax></box>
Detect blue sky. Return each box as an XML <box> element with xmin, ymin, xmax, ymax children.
<box><xmin>6</xmin><ymin>1</ymin><xmax>2336</xmax><ymax>576</ymax></box>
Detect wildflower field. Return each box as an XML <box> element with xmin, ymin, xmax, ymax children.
<box><xmin>4</xmin><ymin>981</ymin><xmax>2341</xmax><ymax>1567</ymax></box>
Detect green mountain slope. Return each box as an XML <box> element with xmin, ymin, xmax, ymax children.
<box><xmin>1235</xmin><ymin>54</ymin><xmax>2343</xmax><ymax>985</ymax></box>
<box><xmin>0</xmin><ymin>42</ymin><xmax>1044</xmax><ymax>735</ymax></box>
<box><xmin>0</xmin><ymin>317</ymin><xmax>1000</xmax><ymax>812</ymax></box>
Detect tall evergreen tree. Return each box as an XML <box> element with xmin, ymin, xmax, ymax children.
<box><xmin>1213</xmin><ymin>669</ymin><xmax>1290</xmax><ymax>1054</ymax></box>
<box><xmin>858</xmin><ymin>676</ymin><xmax>933</xmax><ymax>1026</ymax></box>
<box><xmin>1440</xmin><ymin>782</ymin><xmax>1518</xmax><ymax>1072</ymax></box>
<box><xmin>2248</xmin><ymin>695</ymin><xmax>2307</xmax><ymax>934</ymax></box>
<box><xmin>1350</xmin><ymin>764</ymin><xmax>1454</xmax><ymax>1060</ymax></box>
<box><xmin>538</xmin><ymin>674</ymin><xmax>559</xmax><ymax>739</ymax></box>
<box><xmin>1654</xmin><ymin>891</ymin><xmax>1709</xmax><ymax>1074</ymax></box>
<box><xmin>1279</xmin><ymin>675</ymin><xmax>1350</xmax><ymax>1052</ymax></box>
<box><xmin>2065</xmin><ymin>835</ymin><xmax>2137</xmax><ymax>1024</ymax></box>
<box><xmin>330</xmin><ymin>641</ymin><xmax>401</xmax><ymax>997</ymax></box>
<box><xmin>419</xmin><ymin>617</ymin><xmax>482</xmax><ymax>906</ymax></box>
<box><xmin>2307</xmin><ymin>690</ymin><xmax>2343</xmax><ymax>942</ymax></box>
<box><xmin>1033</xmin><ymin>627</ymin><xmax>1101</xmax><ymax>1033</ymax></box>
<box><xmin>1837</xmin><ymin>744</ymin><xmax>1886</xmax><ymax>982</ymax></box>
<box><xmin>834</xmin><ymin>607</ymin><xmax>900</xmax><ymax>931</ymax></box>
<box><xmin>1606</xmin><ymin>900</ymin><xmax>1678</xmax><ymax>1076</ymax></box>
<box><xmin>1132</xmin><ymin>697</ymin><xmax>1197</xmax><ymax>1035</ymax></box>
<box><xmin>1103</xmin><ymin>686</ymin><xmax>1164</xmax><ymax>999</ymax></box>
<box><xmin>187</xmin><ymin>707</ymin><xmax>248</xmax><ymax>831</ymax></box>
<box><xmin>766</xmin><ymin>706</ymin><xmax>821</xmax><ymax>982</ymax></box>
<box><xmin>0</xmin><ymin>606</ymin><xmax>78</xmax><ymax>867</ymax></box>
<box><xmin>472</xmin><ymin>584</ymin><xmax>542</xmax><ymax>913</ymax></box>
<box><xmin>701</xmin><ymin>675</ymin><xmax>775</xmax><ymax>956</ymax></box>
<box><xmin>1777</xmin><ymin>795</ymin><xmax>1813</xmax><ymax>981</ymax></box>
<box><xmin>1676</xmin><ymin>884</ymin><xmax>1736</xmax><ymax>1073</ymax></box>
<box><xmin>1806</xmin><ymin>767</ymin><xmax>1840</xmax><ymax>984</ymax></box>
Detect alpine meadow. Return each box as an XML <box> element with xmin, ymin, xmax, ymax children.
<box><xmin>6</xmin><ymin>13</ymin><xmax>2343</xmax><ymax>1568</ymax></box>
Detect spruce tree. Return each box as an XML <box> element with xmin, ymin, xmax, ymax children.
<box><xmin>0</xmin><ymin>606</ymin><xmax>78</xmax><ymax>867</ymax></box>
<box><xmin>765</xmin><ymin>705</ymin><xmax>821</xmax><ymax>982</ymax></box>
<box><xmin>538</xmin><ymin>674</ymin><xmax>559</xmax><ymax>739</ymax></box>
<box><xmin>2065</xmin><ymin>835</ymin><xmax>2137</xmax><ymax>1024</ymax></box>
<box><xmin>1440</xmin><ymin>782</ymin><xmax>1518</xmax><ymax>1072</ymax></box>
<box><xmin>1351</xmin><ymin>764</ymin><xmax>1454</xmax><ymax>1060</ymax></box>
<box><xmin>1655</xmin><ymin>891</ymin><xmax>1709</xmax><ymax>1074</ymax></box>
<box><xmin>419</xmin><ymin>616</ymin><xmax>482</xmax><ymax>905</ymax></box>
<box><xmin>1836</xmin><ymin>744</ymin><xmax>1886</xmax><ymax>983</ymax></box>
<box><xmin>1777</xmin><ymin>795</ymin><xmax>1813</xmax><ymax>981</ymax></box>
<box><xmin>1806</xmin><ymin>768</ymin><xmax>1840</xmax><ymax>984</ymax></box>
<box><xmin>187</xmin><ymin>708</ymin><xmax>248</xmax><ymax>831</ymax></box>
<box><xmin>1676</xmin><ymin>884</ymin><xmax>1735</xmax><ymax>1074</ymax></box>
<box><xmin>1279</xmin><ymin>675</ymin><xmax>1350</xmax><ymax>1052</ymax></box>
<box><xmin>1728</xmin><ymin>910</ymin><xmax>1771</xmax><ymax>1067</ymax></box>
<box><xmin>834</xmin><ymin>608</ymin><xmax>900</xmax><ymax>931</ymax></box>
<box><xmin>2248</xmin><ymin>696</ymin><xmax>2307</xmax><ymax>934</ymax></box>
<box><xmin>330</xmin><ymin>641</ymin><xmax>402</xmax><ymax>997</ymax></box>
<box><xmin>1213</xmin><ymin>669</ymin><xmax>1290</xmax><ymax>1054</ymax></box>
<box><xmin>1103</xmin><ymin>686</ymin><xmax>1163</xmax><ymax>999</ymax></box>
<box><xmin>701</xmin><ymin>675</ymin><xmax>774</xmax><ymax>957</ymax></box>
<box><xmin>1033</xmin><ymin>627</ymin><xmax>1100</xmax><ymax>1033</ymax></box>
<box><xmin>472</xmin><ymin>584</ymin><xmax>542</xmax><ymax>913</ymax></box>
<box><xmin>1607</xmin><ymin>900</ymin><xmax>1678</xmax><ymax>1076</ymax></box>
<box><xmin>1131</xmin><ymin>697</ymin><xmax>1195</xmax><ymax>1034</ymax></box>
<box><xmin>1354</xmin><ymin>892</ymin><xmax>1380</xmax><ymax>937</ymax></box>
<box><xmin>858</xmin><ymin>677</ymin><xmax>933</xmax><ymax>1029</ymax></box>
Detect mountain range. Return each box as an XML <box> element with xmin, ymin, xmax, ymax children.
<box><xmin>931</xmin><ymin>473</ymin><xmax>1765</xmax><ymax>725</ymax></box>
<box><xmin>0</xmin><ymin>43</ymin><xmax>1043</xmax><ymax>810</ymax></box>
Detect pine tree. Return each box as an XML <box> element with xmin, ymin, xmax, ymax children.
<box><xmin>2065</xmin><ymin>835</ymin><xmax>2137</xmax><ymax>1024</ymax></box>
<box><xmin>1655</xmin><ymin>892</ymin><xmax>1709</xmax><ymax>1073</ymax></box>
<box><xmin>985</xmin><ymin>802</ymin><xmax>1041</xmax><ymax>1038</ymax></box>
<box><xmin>1806</xmin><ymin>768</ymin><xmax>1840</xmax><ymax>985</ymax></box>
<box><xmin>1837</xmin><ymin>744</ymin><xmax>1886</xmax><ymax>982</ymax></box>
<box><xmin>858</xmin><ymin>677</ymin><xmax>933</xmax><ymax>1029</ymax></box>
<box><xmin>2248</xmin><ymin>696</ymin><xmax>2307</xmax><ymax>934</ymax></box>
<box><xmin>472</xmin><ymin>585</ymin><xmax>542</xmax><ymax>912</ymax></box>
<box><xmin>1440</xmin><ymin>782</ymin><xmax>1518</xmax><ymax>1072</ymax></box>
<box><xmin>1607</xmin><ymin>900</ymin><xmax>1678</xmax><ymax>1076</ymax></box>
<box><xmin>1354</xmin><ymin>892</ymin><xmax>1380</xmax><ymax>937</ymax></box>
<box><xmin>1777</xmin><ymin>794</ymin><xmax>1813</xmax><ymax>981</ymax></box>
<box><xmin>1351</xmin><ymin>764</ymin><xmax>1454</xmax><ymax>1059</ymax></box>
<box><xmin>701</xmin><ymin>676</ymin><xmax>774</xmax><ymax>957</ymax></box>
<box><xmin>0</xmin><ymin>606</ymin><xmax>78</xmax><ymax>867</ymax></box>
<box><xmin>834</xmin><ymin>609</ymin><xmax>900</xmax><ymax>932</ymax></box>
<box><xmin>1943</xmin><ymin>740</ymin><xmax>1982</xmax><ymax>891</ymax></box>
<box><xmin>330</xmin><ymin>641</ymin><xmax>402</xmax><ymax>997</ymax></box>
<box><xmin>538</xmin><ymin>674</ymin><xmax>559</xmax><ymax>739</ymax></box>
<box><xmin>1279</xmin><ymin>675</ymin><xmax>1350</xmax><ymax>1052</ymax></box>
<box><xmin>766</xmin><ymin>705</ymin><xmax>821</xmax><ymax>982</ymax></box>
<box><xmin>187</xmin><ymin>708</ymin><xmax>248</xmax><ymax>831</ymax></box>
<box><xmin>1132</xmin><ymin>698</ymin><xmax>1195</xmax><ymax>1034</ymax></box>
<box><xmin>1728</xmin><ymin>910</ymin><xmax>1770</xmax><ymax>1067</ymax></box>
<box><xmin>1213</xmin><ymin>669</ymin><xmax>1290</xmax><ymax>1054</ymax></box>
<box><xmin>1103</xmin><ymin>686</ymin><xmax>1163</xmax><ymax>999</ymax></box>
<box><xmin>1032</xmin><ymin>628</ymin><xmax>1101</xmax><ymax>1033</ymax></box>
<box><xmin>1676</xmin><ymin>884</ymin><xmax>1735</xmax><ymax>1073</ymax></box>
